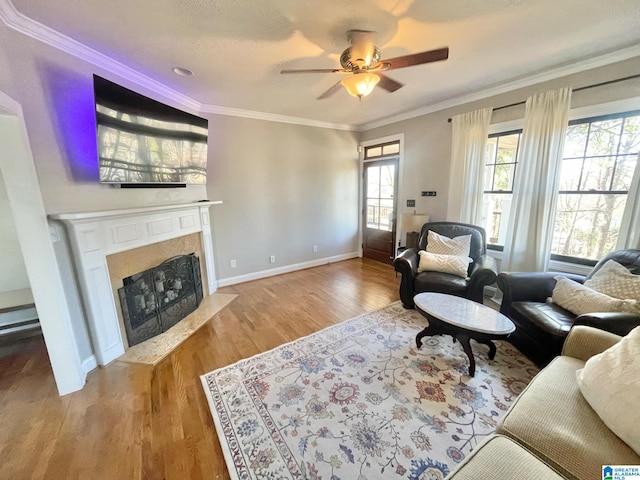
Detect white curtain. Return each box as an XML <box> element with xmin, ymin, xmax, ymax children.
<box><xmin>447</xmin><ymin>107</ymin><xmax>493</xmax><ymax>224</ymax></box>
<box><xmin>502</xmin><ymin>87</ymin><xmax>572</xmax><ymax>272</ymax></box>
<box><xmin>616</xmin><ymin>152</ymin><xmax>640</xmax><ymax>249</ymax></box>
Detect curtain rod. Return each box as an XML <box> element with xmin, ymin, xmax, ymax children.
<box><xmin>446</xmin><ymin>73</ymin><xmax>640</xmax><ymax>123</ymax></box>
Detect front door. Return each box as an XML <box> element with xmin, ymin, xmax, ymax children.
<box><xmin>363</xmin><ymin>158</ymin><xmax>398</xmax><ymax>264</ymax></box>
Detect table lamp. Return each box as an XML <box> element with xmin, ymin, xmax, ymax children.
<box><xmin>401</xmin><ymin>213</ymin><xmax>429</xmax><ymax>248</ymax></box>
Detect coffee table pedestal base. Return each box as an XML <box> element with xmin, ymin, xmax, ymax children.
<box><xmin>416</xmin><ymin>312</ymin><xmax>505</xmax><ymax>377</ymax></box>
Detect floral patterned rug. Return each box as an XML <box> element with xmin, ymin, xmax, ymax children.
<box><xmin>200</xmin><ymin>301</ymin><xmax>538</xmax><ymax>480</ymax></box>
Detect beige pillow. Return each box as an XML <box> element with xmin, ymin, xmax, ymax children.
<box><xmin>576</xmin><ymin>326</ymin><xmax>640</xmax><ymax>455</ymax></box>
<box><xmin>417</xmin><ymin>250</ymin><xmax>471</xmax><ymax>278</ymax></box>
<box><xmin>426</xmin><ymin>230</ymin><xmax>472</xmax><ymax>257</ymax></box>
<box><xmin>551</xmin><ymin>276</ymin><xmax>638</xmax><ymax>316</ymax></box>
<box><xmin>584</xmin><ymin>259</ymin><xmax>640</xmax><ymax>302</ymax></box>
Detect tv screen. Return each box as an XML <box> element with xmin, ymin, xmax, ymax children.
<box><xmin>93</xmin><ymin>75</ymin><xmax>208</xmax><ymax>185</ymax></box>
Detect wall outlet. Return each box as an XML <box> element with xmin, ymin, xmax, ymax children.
<box><xmin>313</xmin><ymin>245</ymin><xmax>318</xmax><ymax>253</ymax></box>
<box><xmin>269</xmin><ymin>255</ymin><xmax>276</xmax><ymax>263</ymax></box>
<box><xmin>406</xmin><ymin>199</ymin><xmax>415</xmax><ymax>207</ymax></box>
<box><xmin>230</xmin><ymin>259</ymin><xmax>237</xmax><ymax>268</ymax></box>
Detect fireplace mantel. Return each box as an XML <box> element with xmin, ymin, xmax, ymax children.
<box><xmin>49</xmin><ymin>201</ymin><xmax>222</xmax><ymax>366</ymax></box>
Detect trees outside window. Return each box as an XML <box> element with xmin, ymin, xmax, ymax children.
<box><xmin>551</xmin><ymin>112</ymin><xmax>640</xmax><ymax>263</ymax></box>
<box><xmin>482</xmin><ymin>110</ymin><xmax>640</xmax><ymax>264</ymax></box>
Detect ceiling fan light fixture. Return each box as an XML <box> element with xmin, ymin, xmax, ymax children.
<box><xmin>341</xmin><ymin>72</ymin><xmax>380</xmax><ymax>98</ymax></box>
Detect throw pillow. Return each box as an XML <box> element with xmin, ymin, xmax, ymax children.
<box><xmin>551</xmin><ymin>276</ymin><xmax>638</xmax><ymax>316</ymax></box>
<box><xmin>417</xmin><ymin>250</ymin><xmax>471</xmax><ymax>278</ymax></box>
<box><xmin>584</xmin><ymin>259</ymin><xmax>640</xmax><ymax>302</ymax></box>
<box><xmin>426</xmin><ymin>230</ymin><xmax>472</xmax><ymax>257</ymax></box>
<box><xmin>575</xmin><ymin>326</ymin><xmax>640</xmax><ymax>456</ymax></box>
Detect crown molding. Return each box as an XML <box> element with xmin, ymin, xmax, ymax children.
<box><xmin>356</xmin><ymin>44</ymin><xmax>640</xmax><ymax>131</ymax></box>
<box><xmin>199</xmin><ymin>104</ymin><xmax>355</xmax><ymax>130</ymax></box>
<box><xmin>0</xmin><ymin>0</ymin><xmax>202</xmax><ymax>111</ymax></box>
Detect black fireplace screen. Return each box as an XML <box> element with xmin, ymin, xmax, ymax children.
<box><xmin>118</xmin><ymin>253</ymin><xmax>203</xmax><ymax>346</ymax></box>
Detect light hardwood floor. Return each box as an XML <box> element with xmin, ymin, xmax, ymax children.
<box><xmin>0</xmin><ymin>258</ymin><xmax>400</xmax><ymax>480</ymax></box>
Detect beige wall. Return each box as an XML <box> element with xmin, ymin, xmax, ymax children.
<box><xmin>360</xmin><ymin>56</ymin><xmax>640</xmax><ymax>222</ymax></box>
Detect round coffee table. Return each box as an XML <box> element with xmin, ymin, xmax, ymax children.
<box><xmin>413</xmin><ymin>292</ymin><xmax>515</xmax><ymax>376</ymax></box>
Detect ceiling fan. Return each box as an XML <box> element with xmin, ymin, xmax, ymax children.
<box><xmin>281</xmin><ymin>30</ymin><xmax>449</xmax><ymax>100</ymax></box>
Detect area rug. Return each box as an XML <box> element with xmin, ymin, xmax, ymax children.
<box><xmin>201</xmin><ymin>301</ymin><xmax>538</xmax><ymax>480</ymax></box>
<box><xmin>119</xmin><ymin>293</ymin><xmax>237</xmax><ymax>365</ymax></box>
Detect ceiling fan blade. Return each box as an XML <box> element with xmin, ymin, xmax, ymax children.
<box><xmin>281</xmin><ymin>68</ymin><xmax>345</xmax><ymax>74</ymax></box>
<box><xmin>381</xmin><ymin>47</ymin><xmax>449</xmax><ymax>71</ymax></box>
<box><xmin>368</xmin><ymin>61</ymin><xmax>391</xmax><ymax>72</ymax></box>
<box><xmin>317</xmin><ymin>81</ymin><xmax>343</xmax><ymax>100</ymax></box>
<box><xmin>377</xmin><ymin>74</ymin><xmax>404</xmax><ymax>93</ymax></box>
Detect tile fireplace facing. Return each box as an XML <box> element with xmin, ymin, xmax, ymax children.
<box><xmin>49</xmin><ymin>201</ymin><xmax>221</xmax><ymax>366</ymax></box>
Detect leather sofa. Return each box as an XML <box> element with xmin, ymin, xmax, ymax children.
<box><xmin>497</xmin><ymin>248</ymin><xmax>640</xmax><ymax>366</ymax></box>
<box><xmin>445</xmin><ymin>326</ymin><xmax>640</xmax><ymax>479</ymax></box>
<box><xmin>393</xmin><ymin>222</ymin><xmax>498</xmax><ymax>308</ymax></box>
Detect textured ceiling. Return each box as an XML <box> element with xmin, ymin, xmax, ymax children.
<box><xmin>7</xmin><ymin>0</ymin><xmax>640</xmax><ymax>128</ymax></box>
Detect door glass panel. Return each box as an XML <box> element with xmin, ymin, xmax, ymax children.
<box><xmin>366</xmin><ymin>199</ymin><xmax>380</xmax><ymax>228</ymax></box>
<box><xmin>365</xmin><ymin>162</ymin><xmax>396</xmax><ymax>231</ymax></box>
<box><xmin>367</xmin><ymin>166</ymin><xmax>380</xmax><ymax>198</ymax></box>
<box><xmin>379</xmin><ymin>198</ymin><xmax>393</xmax><ymax>231</ymax></box>
<box><xmin>380</xmin><ymin>165</ymin><xmax>395</xmax><ymax>198</ymax></box>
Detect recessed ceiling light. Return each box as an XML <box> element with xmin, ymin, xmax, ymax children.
<box><xmin>172</xmin><ymin>67</ymin><xmax>194</xmax><ymax>77</ymax></box>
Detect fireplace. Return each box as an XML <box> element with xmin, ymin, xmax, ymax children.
<box><xmin>49</xmin><ymin>201</ymin><xmax>221</xmax><ymax>366</ymax></box>
<box><xmin>118</xmin><ymin>253</ymin><xmax>203</xmax><ymax>346</ymax></box>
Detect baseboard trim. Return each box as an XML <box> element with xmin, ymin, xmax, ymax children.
<box><xmin>81</xmin><ymin>355</ymin><xmax>98</xmax><ymax>374</ymax></box>
<box><xmin>217</xmin><ymin>252</ymin><xmax>360</xmax><ymax>287</ymax></box>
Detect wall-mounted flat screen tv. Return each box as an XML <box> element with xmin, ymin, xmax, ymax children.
<box><xmin>93</xmin><ymin>75</ymin><xmax>208</xmax><ymax>186</ymax></box>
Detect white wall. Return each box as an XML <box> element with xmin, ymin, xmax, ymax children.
<box><xmin>0</xmin><ymin>168</ymin><xmax>30</xmax><ymax>293</ymax></box>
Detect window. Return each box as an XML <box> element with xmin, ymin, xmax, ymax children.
<box><xmin>482</xmin><ymin>109</ymin><xmax>640</xmax><ymax>264</ymax></box>
<box><xmin>482</xmin><ymin>131</ymin><xmax>522</xmax><ymax>248</ymax></box>
<box><xmin>364</xmin><ymin>141</ymin><xmax>400</xmax><ymax>159</ymax></box>
<box><xmin>551</xmin><ymin>111</ymin><xmax>640</xmax><ymax>263</ymax></box>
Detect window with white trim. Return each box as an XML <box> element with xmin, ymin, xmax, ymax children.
<box><xmin>482</xmin><ymin>109</ymin><xmax>640</xmax><ymax>264</ymax></box>
<box><xmin>482</xmin><ymin>131</ymin><xmax>521</xmax><ymax>248</ymax></box>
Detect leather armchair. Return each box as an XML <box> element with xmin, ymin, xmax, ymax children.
<box><xmin>394</xmin><ymin>222</ymin><xmax>497</xmax><ymax>308</ymax></box>
<box><xmin>497</xmin><ymin>249</ymin><xmax>640</xmax><ymax>367</ymax></box>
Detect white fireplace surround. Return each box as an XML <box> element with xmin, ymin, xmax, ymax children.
<box><xmin>49</xmin><ymin>201</ymin><xmax>222</xmax><ymax>366</ymax></box>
